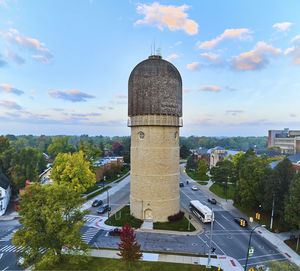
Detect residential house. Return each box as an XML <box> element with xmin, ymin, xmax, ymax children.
<box><xmin>0</xmin><ymin>173</ymin><xmax>11</xmax><ymax>216</ymax></box>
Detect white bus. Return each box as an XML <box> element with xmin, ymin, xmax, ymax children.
<box><xmin>189</xmin><ymin>200</ymin><xmax>213</xmax><ymax>223</ymax></box>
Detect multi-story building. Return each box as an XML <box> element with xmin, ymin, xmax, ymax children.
<box><xmin>268</xmin><ymin>128</ymin><xmax>300</xmax><ymax>154</ymax></box>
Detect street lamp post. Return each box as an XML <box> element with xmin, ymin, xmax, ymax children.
<box><xmin>244</xmin><ymin>225</ymin><xmax>265</xmax><ymax>271</ymax></box>
<box><xmin>207</xmin><ymin>207</ymin><xmax>214</xmax><ymax>268</ymax></box>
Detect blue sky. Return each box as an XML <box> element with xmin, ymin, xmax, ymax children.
<box><xmin>0</xmin><ymin>0</ymin><xmax>299</xmax><ymax>136</ymax></box>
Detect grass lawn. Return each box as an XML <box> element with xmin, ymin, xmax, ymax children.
<box><xmin>284</xmin><ymin>238</ymin><xmax>300</xmax><ymax>255</ymax></box>
<box><xmin>37</xmin><ymin>256</ymin><xmax>220</xmax><ymax>271</ymax></box>
<box><xmin>209</xmin><ymin>183</ymin><xmax>234</xmax><ymax>200</ymax></box>
<box><xmin>186</xmin><ymin>170</ymin><xmax>209</xmax><ymax>181</ymax></box>
<box><xmin>85</xmin><ymin>186</ymin><xmax>111</xmax><ymax>201</ymax></box>
<box><xmin>233</xmin><ymin>203</ymin><xmax>290</xmax><ymax>233</ymax></box>
<box><xmin>154</xmin><ymin>216</ymin><xmax>196</xmax><ymax>232</ymax></box>
<box><xmin>105</xmin><ymin>205</ymin><xmax>143</xmax><ymax>228</ymax></box>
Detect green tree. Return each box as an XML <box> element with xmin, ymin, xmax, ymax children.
<box><xmin>0</xmin><ymin>136</ymin><xmax>9</xmax><ymax>153</ymax></box>
<box><xmin>79</xmin><ymin>141</ymin><xmax>102</xmax><ymax>162</ymax></box>
<box><xmin>235</xmin><ymin>155</ymin><xmax>271</xmax><ymax>210</ymax></box>
<box><xmin>180</xmin><ymin>145</ymin><xmax>191</xmax><ymax>159</ymax></box>
<box><xmin>37</xmin><ymin>153</ymin><xmax>48</xmax><ymax>174</ymax></box>
<box><xmin>196</xmin><ymin>159</ymin><xmax>209</xmax><ymax>180</ymax></box>
<box><xmin>47</xmin><ymin>137</ymin><xmax>76</xmax><ymax>158</ymax></box>
<box><xmin>264</xmin><ymin>158</ymin><xmax>295</xmax><ymax>216</ymax></box>
<box><xmin>12</xmin><ymin>183</ymin><xmax>89</xmax><ymax>268</ymax></box>
<box><xmin>50</xmin><ymin>151</ymin><xmax>96</xmax><ymax>194</ymax></box>
<box><xmin>10</xmin><ymin>147</ymin><xmax>40</xmax><ymax>191</ymax></box>
<box><xmin>210</xmin><ymin>160</ymin><xmax>233</xmax><ymax>195</ymax></box>
<box><xmin>285</xmin><ymin>172</ymin><xmax>300</xmax><ymax>230</ymax></box>
<box><xmin>186</xmin><ymin>155</ymin><xmax>197</xmax><ymax>171</ymax></box>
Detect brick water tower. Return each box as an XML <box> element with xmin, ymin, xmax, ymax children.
<box><xmin>128</xmin><ymin>54</ymin><xmax>183</xmax><ymax>222</ymax></box>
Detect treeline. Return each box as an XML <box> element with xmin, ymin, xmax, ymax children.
<box><xmin>180</xmin><ymin>136</ymin><xmax>268</xmax><ymax>151</ymax></box>
<box><xmin>209</xmin><ymin>149</ymin><xmax>300</xmax><ymax>231</ymax></box>
<box><xmin>0</xmin><ymin>134</ymin><xmax>131</xmax><ymax>193</ymax></box>
<box><xmin>4</xmin><ymin>134</ymin><xmax>130</xmax><ymax>160</ymax></box>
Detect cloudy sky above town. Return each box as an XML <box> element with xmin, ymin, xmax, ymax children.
<box><xmin>0</xmin><ymin>0</ymin><xmax>299</xmax><ymax>136</ymax></box>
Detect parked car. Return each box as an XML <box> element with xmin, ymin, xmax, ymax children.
<box><xmin>234</xmin><ymin>217</ymin><xmax>248</xmax><ymax>227</ymax></box>
<box><xmin>207</xmin><ymin>198</ymin><xmax>217</xmax><ymax>204</ymax></box>
<box><xmin>179</xmin><ymin>182</ymin><xmax>184</xmax><ymax>187</ymax></box>
<box><xmin>191</xmin><ymin>185</ymin><xmax>198</xmax><ymax>191</ymax></box>
<box><xmin>92</xmin><ymin>199</ymin><xmax>103</xmax><ymax>207</ymax></box>
<box><xmin>109</xmin><ymin>228</ymin><xmax>121</xmax><ymax>236</ymax></box>
<box><xmin>97</xmin><ymin>204</ymin><xmax>111</xmax><ymax>214</ymax></box>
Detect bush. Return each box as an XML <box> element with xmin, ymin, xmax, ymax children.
<box><xmin>168</xmin><ymin>211</ymin><xmax>184</xmax><ymax>222</ymax></box>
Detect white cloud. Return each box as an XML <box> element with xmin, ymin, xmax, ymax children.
<box><xmin>285</xmin><ymin>35</ymin><xmax>300</xmax><ymax>65</ymax></box>
<box><xmin>0</xmin><ymin>100</ymin><xmax>22</xmax><ymax>110</ymax></box>
<box><xmin>291</xmin><ymin>35</ymin><xmax>300</xmax><ymax>44</ymax></box>
<box><xmin>226</xmin><ymin>110</ymin><xmax>244</xmax><ymax>116</ymax></box>
<box><xmin>186</xmin><ymin>62</ymin><xmax>200</xmax><ymax>70</ymax></box>
<box><xmin>225</xmin><ymin>86</ymin><xmax>237</xmax><ymax>91</ymax></box>
<box><xmin>0</xmin><ymin>84</ymin><xmax>24</xmax><ymax>95</ymax></box>
<box><xmin>48</xmin><ymin>89</ymin><xmax>95</xmax><ymax>102</ymax></box>
<box><xmin>197</xmin><ymin>28</ymin><xmax>252</xmax><ymax>50</ymax></box>
<box><xmin>199</xmin><ymin>85</ymin><xmax>221</xmax><ymax>92</ymax></box>
<box><xmin>272</xmin><ymin>22</ymin><xmax>292</xmax><ymax>32</ymax></box>
<box><xmin>166</xmin><ymin>54</ymin><xmax>179</xmax><ymax>62</ymax></box>
<box><xmin>115</xmin><ymin>94</ymin><xmax>127</xmax><ymax>99</ymax></box>
<box><xmin>183</xmin><ymin>88</ymin><xmax>192</xmax><ymax>93</ymax></box>
<box><xmin>5</xmin><ymin>49</ymin><xmax>25</xmax><ymax>65</ymax></box>
<box><xmin>3</xmin><ymin>28</ymin><xmax>53</xmax><ymax>64</ymax></box>
<box><xmin>135</xmin><ymin>2</ymin><xmax>198</xmax><ymax>35</ymax></box>
<box><xmin>231</xmin><ymin>41</ymin><xmax>281</xmax><ymax>70</ymax></box>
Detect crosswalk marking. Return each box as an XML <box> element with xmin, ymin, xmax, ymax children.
<box><xmin>0</xmin><ymin>245</ymin><xmax>46</xmax><ymax>253</ymax></box>
<box><xmin>81</xmin><ymin>228</ymin><xmax>100</xmax><ymax>244</ymax></box>
<box><xmin>0</xmin><ymin>229</ymin><xmax>18</xmax><ymax>242</ymax></box>
<box><xmin>84</xmin><ymin>215</ymin><xmax>101</xmax><ymax>223</ymax></box>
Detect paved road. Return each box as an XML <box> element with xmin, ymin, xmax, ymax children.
<box><xmin>0</xmin><ymin>221</ymin><xmax>22</xmax><ymax>271</ymax></box>
<box><xmin>0</xmin><ymin>172</ymin><xmax>287</xmax><ymax>270</ymax></box>
<box><xmin>88</xmin><ymin>172</ymin><xmax>286</xmax><ymax>269</ymax></box>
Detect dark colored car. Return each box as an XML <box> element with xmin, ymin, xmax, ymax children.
<box><xmin>208</xmin><ymin>198</ymin><xmax>217</xmax><ymax>204</ymax></box>
<box><xmin>179</xmin><ymin>182</ymin><xmax>184</xmax><ymax>187</ymax></box>
<box><xmin>92</xmin><ymin>199</ymin><xmax>103</xmax><ymax>207</ymax></box>
<box><xmin>234</xmin><ymin>217</ymin><xmax>248</xmax><ymax>227</ymax></box>
<box><xmin>109</xmin><ymin>228</ymin><xmax>121</xmax><ymax>236</ymax></box>
<box><xmin>97</xmin><ymin>204</ymin><xmax>111</xmax><ymax>214</ymax></box>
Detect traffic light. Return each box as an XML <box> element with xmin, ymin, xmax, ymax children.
<box><xmin>240</xmin><ymin>219</ymin><xmax>246</xmax><ymax>227</ymax></box>
<box><xmin>256</xmin><ymin>213</ymin><xmax>261</xmax><ymax>220</ymax></box>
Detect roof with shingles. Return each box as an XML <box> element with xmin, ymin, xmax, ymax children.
<box><xmin>0</xmin><ymin>173</ymin><xmax>10</xmax><ymax>190</ymax></box>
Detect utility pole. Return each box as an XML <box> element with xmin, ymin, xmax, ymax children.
<box><xmin>270</xmin><ymin>194</ymin><xmax>275</xmax><ymax>230</ymax></box>
<box><xmin>207</xmin><ymin>207</ymin><xmax>214</xmax><ymax>268</ymax></box>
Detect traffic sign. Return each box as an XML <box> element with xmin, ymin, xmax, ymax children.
<box><xmin>183</xmin><ymin>169</ymin><xmax>186</xmax><ymax>173</ymax></box>
<box><xmin>249</xmin><ymin>246</ymin><xmax>254</xmax><ymax>257</ymax></box>
<box><xmin>248</xmin><ymin>268</ymin><xmax>254</xmax><ymax>271</ymax></box>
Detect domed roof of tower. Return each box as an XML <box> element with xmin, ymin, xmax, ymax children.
<box><xmin>128</xmin><ymin>55</ymin><xmax>182</xmax><ymax>117</ymax></box>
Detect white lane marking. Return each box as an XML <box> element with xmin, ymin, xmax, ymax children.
<box><xmin>214</xmin><ymin>220</ymin><xmax>225</xmax><ymax>230</ymax></box>
<box><xmin>2</xmin><ymin>266</ymin><xmax>9</xmax><ymax>271</ymax></box>
<box><xmin>211</xmin><ymin>239</ymin><xmax>226</xmax><ymax>255</ymax></box>
<box><xmin>180</xmin><ymin>190</ymin><xmax>193</xmax><ymax>200</ymax></box>
<box><xmin>196</xmin><ymin>235</ymin><xmax>209</xmax><ymax>247</ymax></box>
<box><xmin>220</xmin><ymin>214</ymin><xmax>231</xmax><ymax>222</ymax></box>
<box><xmin>0</xmin><ymin>253</ymin><xmax>3</xmax><ymax>260</ymax></box>
<box><xmin>238</xmin><ymin>252</ymin><xmax>282</xmax><ymax>261</ymax></box>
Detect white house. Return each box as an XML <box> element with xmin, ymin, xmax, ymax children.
<box><xmin>0</xmin><ymin>173</ymin><xmax>11</xmax><ymax>216</ymax></box>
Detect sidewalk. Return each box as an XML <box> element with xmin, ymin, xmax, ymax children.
<box><xmin>89</xmin><ymin>248</ymin><xmax>243</xmax><ymax>271</ymax></box>
<box><xmin>180</xmin><ymin>164</ymin><xmax>300</xmax><ymax>266</ymax></box>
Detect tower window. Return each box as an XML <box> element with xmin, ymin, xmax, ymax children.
<box><xmin>174</xmin><ymin>132</ymin><xmax>178</xmax><ymax>138</ymax></box>
<box><xmin>138</xmin><ymin>131</ymin><xmax>145</xmax><ymax>139</ymax></box>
